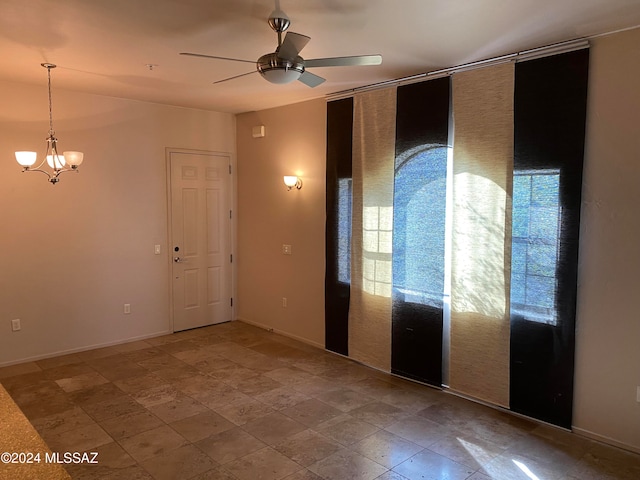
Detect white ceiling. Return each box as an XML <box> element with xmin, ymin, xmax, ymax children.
<box><xmin>1</xmin><ymin>0</ymin><xmax>639</xmax><ymax>114</ymax></box>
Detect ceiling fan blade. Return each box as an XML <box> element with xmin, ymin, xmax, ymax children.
<box><xmin>298</xmin><ymin>70</ymin><xmax>326</xmax><ymax>88</ymax></box>
<box><xmin>180</xmin><ymin>52</ymin><xmax>255</xmax><ymax>64</ymax></box>
<box><xmin>305</xmin><ymin>54</ymin><xmax>382</xmax><ymax>68</ymax></box>
<box><xmin>277</xmin><ymin>32</ymin><xmax>311</xmax><ymax>60</ymax></box>
<box><xmin>213</xmin><ymin>71</ymin><xmax>258</xmax><ymax>85</ymax></box>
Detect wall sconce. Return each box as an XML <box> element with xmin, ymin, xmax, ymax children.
<box><xmin>283</xmin><ymin>175</ymin><xmax>302</xmax><ymax>190</ymax></box>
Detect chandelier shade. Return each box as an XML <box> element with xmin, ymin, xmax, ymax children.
<box><xmin>15</xmin><ymin>151</ymin><xmax>38</xmax><ymax>167</ymax></box>
<box><xmin>46</xmin><ymin>154</ymin><xmax>65</xmax><ymax>169</ymax></box>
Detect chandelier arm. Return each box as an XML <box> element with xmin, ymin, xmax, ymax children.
<box><xmin>30</xmin><ymin>154</ymin><xmax>49</xmax><ymax>171</ymax></box>
<box><xmin>21</xmin><ymin>166</ymin><xmax>74</xmax><ymax>184</ymax></box>
<box><xmin>53</xmin><ymin>165</ymin><xmax>78</xmax><ymax>175</ymax></box>
<box><xmin>25</xmin><ymin>162</ymin><xmax>76</xmax><ymax>176</ymax></box>
<box><xmin>21</xmin><ymin>166</ymin><xmax>54</xmax><ymax>179</ymax></box>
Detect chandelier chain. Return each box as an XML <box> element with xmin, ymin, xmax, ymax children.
<box><xmin>47</xmin><ymin>66</ymin><xmax>55</xmax><ymax>136</ymax></box>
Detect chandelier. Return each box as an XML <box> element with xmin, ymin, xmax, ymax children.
<box><xmin>15</xmin><ymin>63</ymin><xmax>84</xmax><ymax>185</ymax></box>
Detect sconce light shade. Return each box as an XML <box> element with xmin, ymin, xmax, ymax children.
<box><xmin>284</xmin><ymin>175</ymin><xmax>302</xmax><ymax>190</ymax></box>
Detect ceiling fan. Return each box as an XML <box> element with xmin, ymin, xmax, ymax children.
<box><xmin>180</xmin><ymin>8</ymin><xmax>382</xmax><ymax>88</ymax></box>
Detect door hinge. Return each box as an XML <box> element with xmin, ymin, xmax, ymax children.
<box><xmin>229</xmin><ymin>210</ymin><xmax>232</xmax><ymax>219</ymax></box>
<box><xmin>228</xmin><ymin>164</ymin><xmax>232</xmax><ymax>174</ymax></box>
<box><xmin>230</xmin><ymin>297</ymin><xmax>233</xmax><ymax>307</ymax></box>
<box><xmin>230</xmin><ymin>254</ymin><xmax>233</xmax><ymax>263</ymax></box>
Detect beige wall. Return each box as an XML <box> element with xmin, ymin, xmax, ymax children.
<box><xmin>0</xmin><ymin>80</ymin><xmax>235</xmax><ymax>365</ymax></box>
<box><xmin>236</xmin><ymin>99</ymin><xmax>326</xmax><ymax>347</ymax></box>
<box><xmin>573</xmin><ymin>27</ymin><xmax>640</xmax><ymax>452</ymax></box>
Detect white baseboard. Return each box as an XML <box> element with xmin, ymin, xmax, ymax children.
<box><xmin>0</xmin><ymin>330</ymin><xmax>172</xmax><ymax>368</ymax></box>
<box><xmin>572</xmin><ymin>427</ymin><xmax>640</xmax><ymax>455</ymax></box>
<box><xmin>446</xmin><ymin>388</ymin><xmax>640</xmax><ymax>454</ymax></box>
<box><xmin>235</xmin><ymin>317</ymin><xmax>324</xmax><ymax>350</ymax></box>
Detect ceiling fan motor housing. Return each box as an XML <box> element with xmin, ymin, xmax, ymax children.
<box><xmin>257</xmin><ymin>52</ymin><xmax>305</xmax><ymax>84</ymax></box>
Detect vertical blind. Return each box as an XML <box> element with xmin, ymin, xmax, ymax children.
<box><xmin>325</xmin><ymin>98</ymin><xmax>353</xmax><ymax>356</ymax></box>
<box><xmin>449</xmin><ymin>63</ymin><xmax>514</xmax><ymax>407</ymax></box>
<box><xmin>510</xmin><ymin>49</ymin><xmax>589</xmax><ymax>428</ymax></box>
<box><xmin>325</xmin><ymin>49</ymin><xmax>589</xmax><ymax>428</ymax></box>
<box><xmin>392</xmin><ymin>78</ymin><xmax>450</xmax><ymax>386</ymax></box>
<box><xmin>348</xmin><ymin>88</ymin><xmax>397</xmax><ymax>371</ymax></box>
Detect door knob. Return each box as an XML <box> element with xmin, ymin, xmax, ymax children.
<box><xmin>173</xmin><ymin>257</ymin><xmax>183</xmax><ymax>263</ymax></box>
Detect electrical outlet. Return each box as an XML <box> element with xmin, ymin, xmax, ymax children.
<box><xmin>11</xmin><ymin>319</ymin><xmax>21</xmax><ymax>332</ymax></box>
<box><xmin>124</xmin><ymin>304</ymin><xmax>131</xmax><ymax>314</ymax></box>
<box><xmin>282</xmin><ymin>244</ymin><xmax>292</xmax><ymax>255</ymax></box>
<box><xmin>282</xmin><ymin>297</ymin><xmax>287</xmax><ymax>308</ymax></box>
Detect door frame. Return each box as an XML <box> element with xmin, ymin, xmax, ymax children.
<box><xmin>165</xmin><ymin>147</ymin><xmax>237</xmax><ymax>333</ymax></box>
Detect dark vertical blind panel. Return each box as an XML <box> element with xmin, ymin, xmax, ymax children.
<box><xmin>325</xmin><ymin>98</ymin><xmax>354</xmax><ymax>355</ymax></box>
<box><xmin>511</xmin><ymin>49</ymin><xmax>589</xmax><ymax>428</ymax></box>
<box><xmin>392</xmin><ymin>78</ymin><xmax>450</xmax><ymax>386</ymax></box>
<box><xmin>395</xmin><ymin>78</ymin><xmax>451</xmax><ymax>152</ymax></box>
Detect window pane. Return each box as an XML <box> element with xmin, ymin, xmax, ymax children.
<box><xmin>512</xmin><ymin>175</ymin><xmax>531</xmax><ymax>207</ymax></box>
<box><xmin>526</xmin><ymin>275</ymin><xmax>556</xmax><ymax>309</ymax></box>
<box><xmin>511</xmin><ymin>273</ymin><xmax>526</xmax><ymax>305</ymax></box>
<box><xmin>527</xmin><ymin>244</ymin><xmax>557</xmax><ymax>277</ymax></box>
<box><xmin>337</xmin><ymin>178</ymin><xmax>352</xmax><ymax>284</ymax></box>
<box><xmin>512</xmin><ymin>205</ymin><xmax>530</xmax><ymax>237</ymax></box>
<box><xmin>531</xmin><ymin>174</ymin><xmax>559</xmax><ymax>206</ymax></box>
<box><xmin>510</xmin><ymin>170</ymin><xmax>560</xmax><ymax>325</ymax></box>
<box><xmin>530</xmin><ymin>206</ymin><xmax>558</xmax><ymax>239</ymax></box>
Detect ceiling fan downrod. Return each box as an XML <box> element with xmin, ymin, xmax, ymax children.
<box><xmin>268</xmin><ymin>10</ymin><xmax>290</xmax><ymax>47</ymax></box>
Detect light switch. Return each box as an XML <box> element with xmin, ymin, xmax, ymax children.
<box><xmin>154</xmin><ymin>245</ymin><xmax>161</xmax><ymax>255</ymax></box>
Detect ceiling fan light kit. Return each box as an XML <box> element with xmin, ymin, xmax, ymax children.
<box><xmin>257</xmin><ymin>52</ymin><xmax>304</xmax><ymax>84</ymax></box>
<box><xmin>180</xmin><ymin>8</ymin><xmax>382</xmax><ymax>88</ymax></box>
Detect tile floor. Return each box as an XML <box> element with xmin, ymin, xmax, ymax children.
<box><xmin>1</xmin><ymin>321</ymin><xmax>639</xmax><ymax>480</ymax></box>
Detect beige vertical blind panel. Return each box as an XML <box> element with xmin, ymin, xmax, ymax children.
<box><xmin>349</xmin><ymin>87</ymin><xmax>397</xmax><ymax>372</ymax></box>
<box><xmin>450</xmin><ymin>63</ymin><xmax>514</xmax><ymax>407</ymax></box>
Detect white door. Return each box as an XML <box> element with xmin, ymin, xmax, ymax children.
<box><xmin>169</xmin><ymin>150</ymin><xmax>232</xmax><ymax>332</ymax></box>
